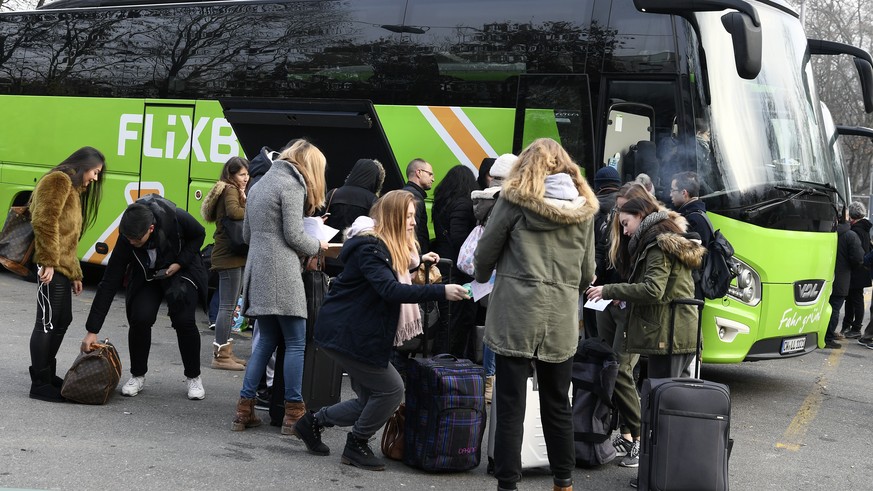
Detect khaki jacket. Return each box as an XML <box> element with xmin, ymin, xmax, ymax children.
<box><xmin>201</xmin><ymin>181</ymin><xmax>246</xmax><ymax>270</ymax></box>
<box><xmin>473</xmin><ymin>176</ymin><xmax>597</xmax><ymax>363</ymax></box>
<box><xmin>602</xmin><ymin>212</ymin><xmax>705</xmax><ymax>355</ymax></box>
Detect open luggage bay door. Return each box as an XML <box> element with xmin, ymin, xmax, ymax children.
<box><xmin>218</xmin><ymin>98</ymin><xmax>406</xmax><ymax>192</ymax></box>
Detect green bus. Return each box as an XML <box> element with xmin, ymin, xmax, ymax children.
<box><xmin>1</xmin><ymin>0</ymin><xmax>871</xmax><ymax>363</ymax></box>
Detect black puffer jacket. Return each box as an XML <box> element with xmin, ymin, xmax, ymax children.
<box><xmin>833</xmin><ymin>221</ymin><xmax>864</xmax><ymax>297</ymax></box>
<box><xmin>322</xmin><ymin>158</ymin><xmax>385</xmax><ymax>242</ymax></box>
<box><xmin>431</xmin><ymin>195</ymin><xmax>476</xmax><ymax>283</ymax></box>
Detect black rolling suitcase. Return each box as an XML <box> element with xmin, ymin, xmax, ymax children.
<box><xmin>637</xmin><ymin>298</ymin><xmax>732</xmax><ymax>491</ymax></box>
<box><xmin>270</xmin><ymin>265</ymin><xmax>343</xmax><ymax>425</ymax></box>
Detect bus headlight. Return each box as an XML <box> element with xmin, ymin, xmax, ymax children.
<box><xmin>727</xmin><ymin>259</ymin><xmax>761</xmax><ymax>306</ymax></box>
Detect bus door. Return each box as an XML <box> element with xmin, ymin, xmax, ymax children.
<box><xmin>513</xmin><ymin>74</ymin><xmax>595</xmax><ymax>179</ymax></box>
<box><xmin>138</xmin><ymin>103</ymin><xmax>196</xmax><ymax>206</ymax></box>
<box><xmin>602</xmin><ymin>102</ymin><xmax>655</xmax><ymax>183</ymax></box>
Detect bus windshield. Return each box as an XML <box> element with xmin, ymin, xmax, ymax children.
<box><xmin>699</xmin><ymin>5</ymin><xmax>840</xmax><ymax>213</ymax></box>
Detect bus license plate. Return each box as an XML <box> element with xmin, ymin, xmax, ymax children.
<box><xmin>781</xmin><ymin>336</ymin><xmax>806</xmax><ymax>354</ymax></box>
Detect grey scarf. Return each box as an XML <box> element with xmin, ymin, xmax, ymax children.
<box><xmin>628</xmin><ymin>210</ymin><xmax>669</xmax><ymax>258</ymax></box>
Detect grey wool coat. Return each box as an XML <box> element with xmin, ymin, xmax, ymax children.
<box><xmin>473</xmin><ymin>176</ymin><xmax>598</xmax><ymax>363</ymax></box>
<box><xmin>241</xmin><ymin>160</ymin><xmax>321</xmax><ymax>318</ymax></box>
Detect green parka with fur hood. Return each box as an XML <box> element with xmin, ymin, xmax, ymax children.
<box><xmin>473</xmin><ymin>172</ymin><xmax>598</xmax><ymax>363</ymax></box>
<box><xmin>201</xmin><ymin>180</ymin><xmax>246</xmax><ymax>270</ymax></box>
<box><xmin>602</xmin><ymin>211</ymin><xmax>705</xmax><ymax>355</ymax></box>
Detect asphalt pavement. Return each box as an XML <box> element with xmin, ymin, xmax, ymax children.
<box><xmin>0</xmin><ymin>269</ymin><xmax>870</xmax><ymax>490</ymax></box>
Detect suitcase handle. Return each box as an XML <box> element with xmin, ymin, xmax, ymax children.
<box><xmin>669</xmin><ymin>298</ymin><xmax>705</xmax><ymax>378</ymax></box>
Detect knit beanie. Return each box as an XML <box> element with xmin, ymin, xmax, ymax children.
<box><xmin>490</xmin><ymin>153</ymin><xmax>519</xmax><ymax>180</ymax></box>
<box><xmin>594</xmin><ymin>166</ymin><xmax>621</xmax><ymax>191</ymax></box>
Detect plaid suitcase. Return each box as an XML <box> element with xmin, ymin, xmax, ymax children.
<box><xmin>403</xmin><ymin>354</ymin><xmax>486</xmax><ymax>472</ymax></box>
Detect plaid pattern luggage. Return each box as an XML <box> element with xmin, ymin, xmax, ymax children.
<box><xmin>404</xmin><ymin>354</ymin><xmax>486</xmax><ymax>472</ymax></box>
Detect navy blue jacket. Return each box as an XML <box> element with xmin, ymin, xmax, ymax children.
<box><xmin>314</xmin><ymin>234</ymin><xmax>446</xmax><ymax>367</ymax></box>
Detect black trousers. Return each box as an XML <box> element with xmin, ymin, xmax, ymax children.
<box><xmin>842</xmin><ymin>288</ymin><xmax>865</xmax><ymax>332</ymax></box>
<box><xmin>493</xmin><ymin>354</ymin><xmax>574</xmax><ymax>487</ymax></box>
<box><xmin>127</xmin><ymin>281</ymin><xmax>201</xmax><ymax>378</ymax></box>
<box><xmin>29</xmin><ymin>273</ymin><xmax>72</xmax><ymax>374</ymax></box>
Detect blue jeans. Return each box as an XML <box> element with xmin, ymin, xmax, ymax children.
<box><xmin>240</xmin><ymin>315</ymin><xmax>305</xmax><ymax>401</ymax></box>
<box><xmin>483</xmin><ymin>344</ymin><xmax>496</xmax><ymax>377</ymax></box>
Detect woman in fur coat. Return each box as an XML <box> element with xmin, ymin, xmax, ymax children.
<box><xmin>201</xmin><ymin>156</ymin><xmax>250</xmax><ymax>370</ymax></box>
<box><xmin>28</xmin><ymin>146</ymin><xmax>106</xmax><ymax>402</ymax></box>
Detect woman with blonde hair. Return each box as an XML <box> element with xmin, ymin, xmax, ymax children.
<box><xmin>473</xmin><ymin>138</ymin><xmax>598</xmax><ymax>491</ymax></box>
<box><xmin>291</xmin><ymin>190</ymin><xmax>469</xmax><ymax>471</ymax></box>
<box><xmin>231</xmin><ymin>139</ymin><xmax>329</xmax><ymax>435</ymax></box>
<box><xmin>201</xmin><ymin>156</ymin><xmax>250</xmax><ymax>370</ymax></box>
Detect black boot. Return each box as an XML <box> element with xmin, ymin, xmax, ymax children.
<box><xmin>29</xmin><ymin>366</ymin><xmax>65</xmax><ymax>402</ymax></box>
<box><xmin>49</xmin><ymin>359</ymin><xmax>64</xmax><ymax>388</ymax></box>
<box><xmin>341</xmin><ymin>433</ymin><xmax>385</xmax><ymax>471</ymax></box>
<box><xmin>292</xmin><ymin>411</ymin><xmax>330</xmax><ymax>456</ymax></box>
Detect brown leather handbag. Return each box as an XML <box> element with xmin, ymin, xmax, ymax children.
<box><xmin>381</xmin><ymin>403</ymin><xmax>406</xmax><ymax>460</ymax></box>
<box><xmin>0</xmin><ymin>205</ymin><xmax>35</xmax><ymax>277</ymax></box>
<box><xmin>61</xmin><ymin>340</ymin><xmax>123</xmax><ymax>405</ymax></box>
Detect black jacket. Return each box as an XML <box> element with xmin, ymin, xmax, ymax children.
<box><xmin>246</xmin><ymin>146</ymin><xmax>275</xmax><ymax>194</ymax></box>
<box><xmin>322</xmin><ymin>159</ymin><xmax>383</xmax><ymax>242</ymax></box>
<box><xmin>431</xmin><ymin>195</ymin><xmax>476</xmax><ymax>283</ymax></box>
<box><xmin>849</xmin><ymin>218</ymin><xmax>872</xmax><ymax>289</ymax></box>
<box><xmin>833</xmin><ymin>221</ymin><xmax>864</xmax><ymax>297</ymax></box>
<box><xmin>86</xmin><ymin>195</ymin><xmax>208</xmax><ymax>333</ymax></box>
<box><xmin>593</xmin><ymin>187</ymin><xmax>618</xmax><ymax>285</ymax></box>
<box><xmin>677</xmin><ymin>199</ymin><xmax>713</xmax><ymax>247</ymax></box>
<box><xmin>314</xmin><ymin>234</ymin><xmax>445</xmax><ymax>368</ymax></box>
<box><xmin>402</xmin><ymin>181</ymin><xmax>430</xmax><ymax>253</ymax></box>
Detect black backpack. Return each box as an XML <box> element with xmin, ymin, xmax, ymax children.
<box><xmin>572</xmin><ymin>337</ymin><xmax>619</xmax><ymax>467</ymax></box>
<box><xmin>694</xmin><ymin>211</ymin><xmax>737</xmax><ymax>299</ymax></box>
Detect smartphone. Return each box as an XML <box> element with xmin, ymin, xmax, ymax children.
<box><xmin>153</xmin><ymin>268</ymin><xmax>170</xmax><ymax>279</ymax></box>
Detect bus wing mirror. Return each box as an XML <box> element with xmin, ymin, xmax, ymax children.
<box><xmin>852</xmin><ymin>58</ymin><xmax>873</xmax><ymax>113</ymax></box>
<box><xmin>721</xmin><ymin>12</ymin><xmax>762</xmax><ymax>80</ymax></box>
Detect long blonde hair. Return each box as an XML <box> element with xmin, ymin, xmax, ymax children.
<box><xmin>503</xmin><ymin>138</ymin><xmax>589</xmax><ymax>199</ymax></box>
<box><xmin>370</xmin><ymin>190</ymin><xmax>418</xmax><ymax>274</ymax></box>
<box><xmin>278</xmin><ymin>139</ymin><xmax>327</xmax><ymax>216</ymax></box>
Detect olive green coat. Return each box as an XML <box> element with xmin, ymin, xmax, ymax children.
<box><xmin>602</xmin><ymin>213</ymin><xmax>705</xmax><ymax>355</ymax></box>
<box><xmin>473</xmin><ymin>179</ymin><xmax>598</xmax><ymax>364</ymax></box>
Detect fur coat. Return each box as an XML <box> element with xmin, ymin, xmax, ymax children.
<box><xmin>30</xmin><ymin>171</ymin><xmax>83</xmax><ymax>281</ymax></box>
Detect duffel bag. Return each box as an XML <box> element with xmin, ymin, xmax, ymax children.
<box><xmin>61</xmin><ymin>340</ymin><xmax>122</xmax><ymax>405</ymax></box>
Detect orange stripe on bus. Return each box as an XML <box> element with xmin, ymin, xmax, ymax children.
<box><xmin>428</xmin><ymin>106</ymin><xmax>488</xmax><ymax>168</ymax></box>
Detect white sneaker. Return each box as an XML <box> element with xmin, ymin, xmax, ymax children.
<box><xmin>121</xmin><ymin>376</ymin><xmax>145</xmax><ymax>397</ymax></box>
<box><xmin>186</xmin><ymin>376</ymin><xmax>205</xmax><ymax>400</ymax></box>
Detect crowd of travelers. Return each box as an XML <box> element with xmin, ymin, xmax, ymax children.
<box><xmin>22</xmin><ymin>138</ymin><xmax>873</xmax><ymax>491</ymax></box>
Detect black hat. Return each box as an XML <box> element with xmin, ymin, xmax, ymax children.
<box><xmin>594</xmin><ymin>166</ymin><xmax>621</xmax><ymax>190</ymax></box>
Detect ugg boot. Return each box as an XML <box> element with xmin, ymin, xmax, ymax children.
<box><xmin>341</xmin><ymin>433</ymin><xmax>385</xmax><ymax>471</ymax></box>
<box><xmin>281</xmin><ymin>401</ymin><xmax>306</xmax><ymax>435</ymax></box>
<box><xmin>484</xmin><ymin>376</ymin><xmax>495</xmax><ymax>404</ymax></box>
<box><xmin>231</xmin><ymin>397</ymin><xmax>262</xmax><ymax>431</ymax></box>
<box><xmin>29</xmin><ymin>366</ymin><xmax>65</xmax><ymax>403</ymax></box>
<box><xmin>212</xmin><ymin>342</ymin><xmax>245</xmax><ymax>371</ymax></box>
<box><xmin>226</xmin><ymin>339</ymin><xmax>247</xmax><ymax>367</ymax></box>
<box><xmin>49</xmin><ymin>359</ymin><xmax>64</xmax><ymax>388</ymax></box>
<box><xmin>292</xmin><ymin>410</ymin><xmax>330</xmax><ymax>456</ymax></box>
<box><xmin>553</xmin><ymin>477</ymin><xmax>573</xmax><ymax>491</ymax></box>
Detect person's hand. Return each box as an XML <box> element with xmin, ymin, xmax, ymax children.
<box><xmin>165</xmin><ymin>263</ymin><xmax>181</xmax><ymax>276</ymax></box>
<box><xmin>586</xmin><ymin>285</ymin><xmax>605</xmax><ymax>302</ymax></box>
<box><xmin>81</xmin><ymin>332</ymin><xmax>98</xmax><ymax>352</ymax></box>
<box><xmin>320</xmin><ymin>241</ymin><xmax>329</xmax><ymax>251</ymax></box>
<box><xmin>445</xmin><ymin>284</ymin><xmax>470</xmax><ymax>301</ymax></box>
<box><xmin>38</xmin><ymin>265</ymin><xmax>54</xmax><ymax>283</ymax></box>
<box><xmin>238</xmin><ymin>187</ymin><xmax>246</xmax><ymax>202</ymax></box>
<box><xmin>72</xmin><ymin>280</ymin><xmax>83</xmax><ymax>296</ymax></box>
<box><xmin>421</xmin><ymin>252</ymin><xmax>440</xmax><ymax>264</ymax></box>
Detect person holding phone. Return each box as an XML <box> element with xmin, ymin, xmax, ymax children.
<box><xmin>80</xmin><ymin>194</ymin><xmax>209</xmax><ymax>400</ymax></box>
<box><xmin>28</xmin><ymin>147</ymin><xmax>106</xmax><ymax>402</ymax></box>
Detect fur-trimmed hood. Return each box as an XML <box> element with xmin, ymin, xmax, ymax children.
<box><xmin>634</xmin><ymin>210</ymin><xmax>705</xmax><ymax>270</ymax></box>
<box><xmin>201</xmin><ymin>180</ymin><xmax>230</xmax><ymax>223</ymax></box>
<box><xmin>501</xmin><ymin>172</ymin><xmax>598</xmax><ymax>229</ymax></box>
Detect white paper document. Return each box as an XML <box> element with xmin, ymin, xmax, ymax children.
<box><xmin>583</xmin><ymin>297</ymin><xmax>612</xmax><ymax>311</ymax></box>
<box><xmin>303</xmin><ymin>217</ymin><xmax>339</xmax><ymax>242</ymax></box>
<box><xmin>469</xmin><ymin>271</ymin><xmax>496</xmax><ymax>301</ymax></box>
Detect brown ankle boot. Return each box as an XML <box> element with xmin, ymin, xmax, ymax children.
<box><xmin>212</xmin><ymin>342</ymin><xmax>245</xmax><ymax>371</ymax></box>
<box><xmin>231</xmin><ymin>397</ymin><xmax>262</xmax><ymax>431</ymax></box>
<box><xmin>484</xmin><ymin>376</ymin><xmax>494</xmax><ymax>404</ymax></box>
<box><xmin>281</xmin><ymin>401</ymin><xmax>306</xmax><ymax>435</ymax></box>
<box><xmin>226</xmin><ymin>339</ymin><xmax>247</xmax><ymax>367</ymax></box>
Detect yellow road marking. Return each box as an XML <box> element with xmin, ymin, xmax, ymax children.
<box><xmin>775</xmin><ymin>348</ymin><xmax>843</xmax><ymax>451</ymax></box>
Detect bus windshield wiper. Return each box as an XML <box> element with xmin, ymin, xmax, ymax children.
<box><xmin>741</xmin><ymin>185</ymin><xmax>833</xmax><ymax>219</ymax></box>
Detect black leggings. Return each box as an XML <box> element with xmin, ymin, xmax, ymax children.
<box><xmin>127</xmin><ymin>281</ymin><xmax>201</xmax><ymax>378</ymax></box>
<box><xmin>29</xmin><ymin>273</ymin><xmax>72</xmax><ymax>373</ymax></box>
